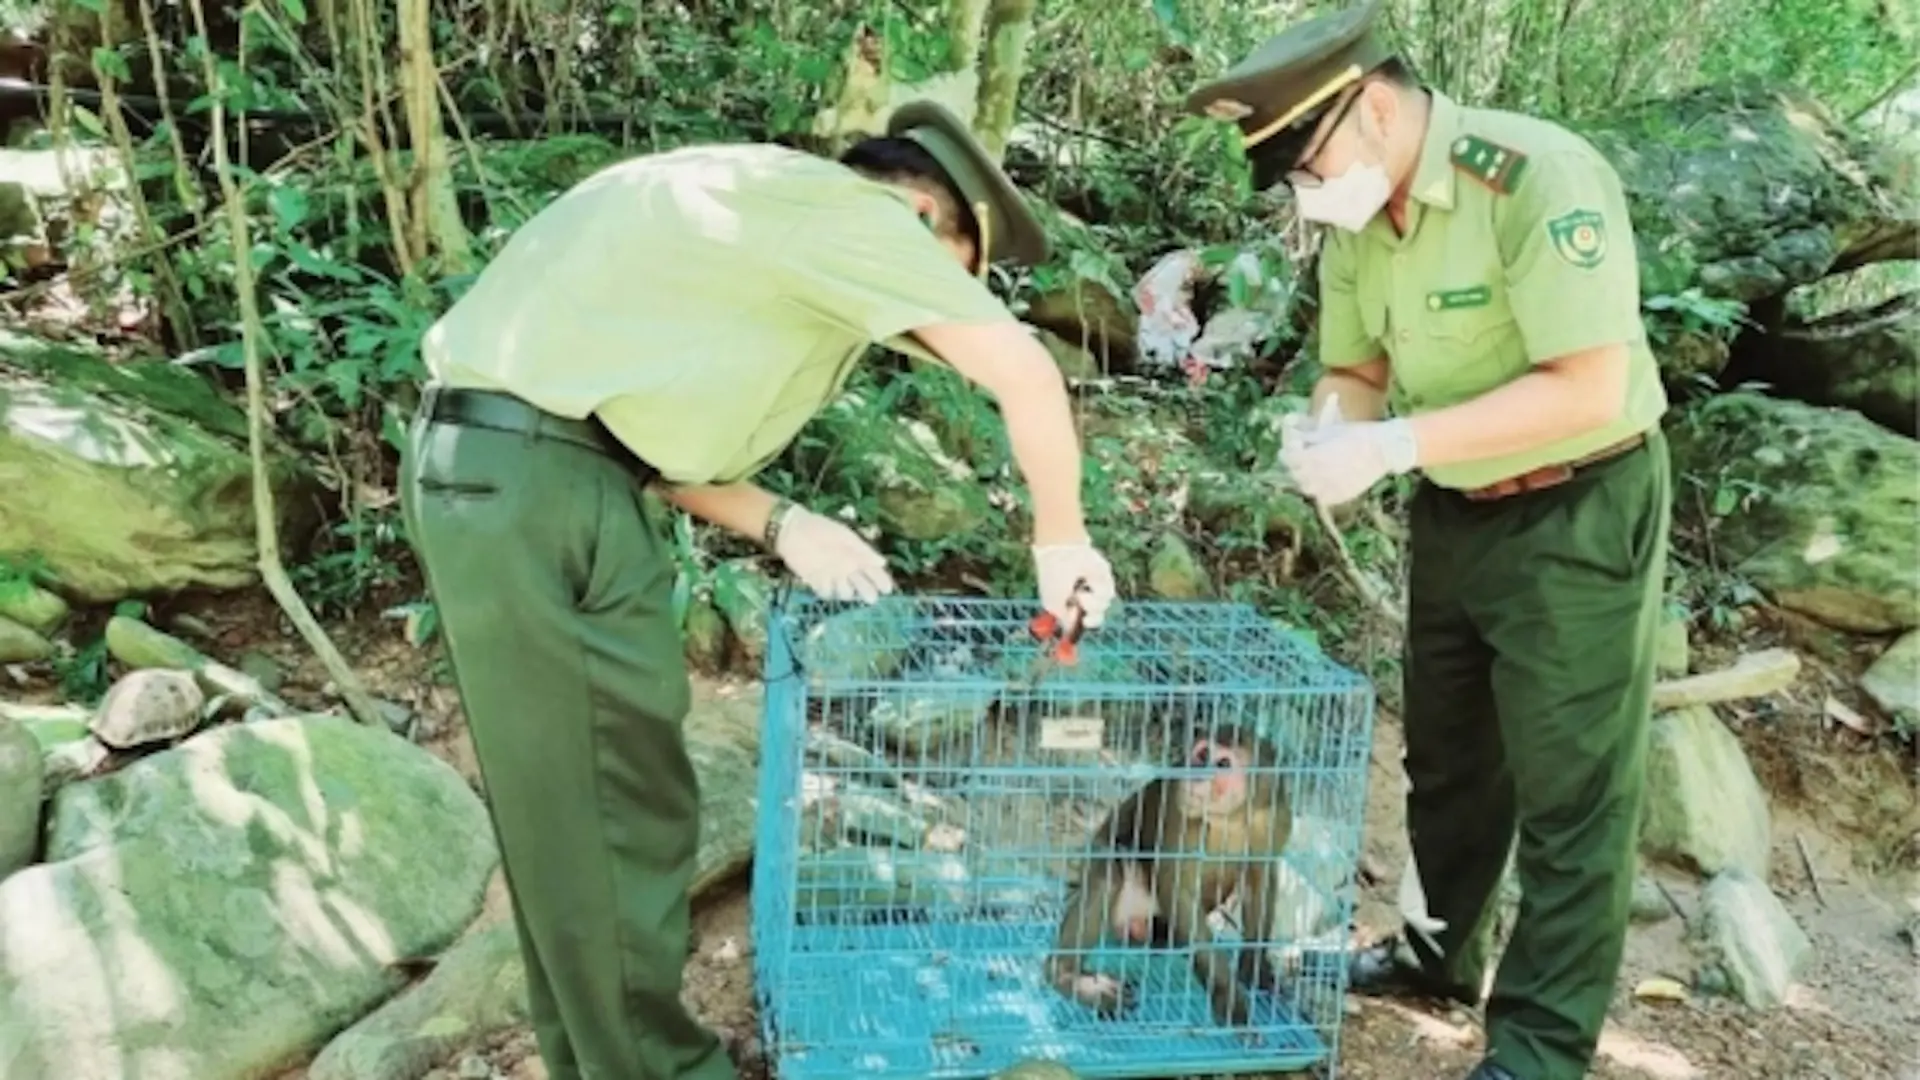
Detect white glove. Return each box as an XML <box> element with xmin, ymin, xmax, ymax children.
<box><xmin>1279</xmin><ymin>394</ymin><xmax>1420</xmax><ymax>508</ymax></box>
<box><xmin>1032</xmin><ymin>541</ymin><xmax>1117</xmax><ymax>630</ymax></box>
<box><xmin>1278</xmin><ymin>393</ymin><xmax>1346</xmax><ymax>451</ymax></box>
<box><xmin>771</xmin><ymin>504</ymin><xmax>894</xmax><ymax>604</ymax></box>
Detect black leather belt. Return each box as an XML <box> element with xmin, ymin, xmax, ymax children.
<box><xmin>417</xmin><ymin>385</ymin><xmax>652</xmax><ymax>478</ymax></box>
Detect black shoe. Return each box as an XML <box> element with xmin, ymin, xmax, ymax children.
<box><xmin>1464</xmin><ymin>1059</ymin><xmax>1520</xmax><ymax>1080</ymax></box>
<box><xmin>1346</xmin><ymin>936</ymin><xmax>1481</xmax><ymax>1007</ymax></box>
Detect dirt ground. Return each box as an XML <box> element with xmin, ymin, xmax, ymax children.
<box><xmin>167</xmin><ymin>589</ymin><xmax>1919</xmax><ymax>1080</ymax></box>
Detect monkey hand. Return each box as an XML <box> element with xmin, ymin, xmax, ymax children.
<box><xmin>771</xmin><ymin>504</ymin><xmax>895</xmax><ymax>604</ymax></box>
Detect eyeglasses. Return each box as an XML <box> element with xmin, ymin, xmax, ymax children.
<box><xmin>1284</xmin><ymin>89</ymin><xmax>1364</xmax><ymax>190</ymax></box>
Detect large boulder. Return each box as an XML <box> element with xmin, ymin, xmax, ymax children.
<box><xmin>0</xmin><ymin>718</ymin><xmax>39</xmax><ymax>881</ymax></box>
<box><xmin>0</xmin><ymin>715</ymin><xmax>499</xmax><ymax>1080</ymax></box>
<box><xmin>1724</xmin><ymin>289</ymin><xmax>1919</xmax><ymax>437</ymax></box>
<box><xmin>0</xmin><ymin>331</ymin><xmax>322</xmax><ymax>603</ymax></box>
<box><xmin>1860</xmin><ymin>630</ymin><xmax>1920</xmax><ymax>727</ymax></box>
<box><xmin>1691</xmin><ymin>868</ymin><xmax>1812</xmax><ymax>1010</ymax></box>
<box><xmin>1638</xmin><ymin>705</ymin><xmax>1773</xmax><ymax>878</ymax></box>
<box><xmin>810</xmin><ymin>396</ymin><xmax>994</xmax><ymax>542</ymax></box>
<box><xmin>1021</xmin><ymin>276</ymin><xmax>1140</xmax><ymax>375</ymax></box>
<box><xmin>0</xmin><ymin>617</ymin><xmax>50</xmax><ymax>663</ymax></box>
<box><xmin>1577</xmin><ymin>81</ymin><xmax>1915</xmax><ymax>312</ymax></box>
<box><xmin>1666</xmin><ymin>393</ymin><xmax>1918</xmax><ymax>633</ymax></box>
<box><xmin>304</xmin><ymin>686</ymin><xmax>763</xmax><ymax>1078</ymax></box>
<box><xmin>304</xmin><ymin>923</ymin><xmax>526</xmax><ymax>1080</ymax></box>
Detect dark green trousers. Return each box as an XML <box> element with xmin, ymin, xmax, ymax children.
<box><xmin>1398</xmin><ymin>430</ymin><xmax>1671</xmax><ymax>1080</ymax></box>
<box><xmin>399</xmin><ymin>413</ymin><xmax>735</xmax><ymax>1080</ymax></box>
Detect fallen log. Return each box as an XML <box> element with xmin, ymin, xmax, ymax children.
<box><xmin>1652</xmin><ymin>648</ymin><xmax>1803</xmax><ymax>710</ymax></box>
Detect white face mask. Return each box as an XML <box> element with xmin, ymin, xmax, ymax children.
<box><xmin>1294</xmin><ymin>159</ymin><xmax>1392</xmax><ymax>232</ymax></box>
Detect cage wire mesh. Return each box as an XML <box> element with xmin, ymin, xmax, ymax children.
<box><xmin>750</xmin><ymin>592</ymin><xmax>1377</xmax><ymax>1080</ymax></box>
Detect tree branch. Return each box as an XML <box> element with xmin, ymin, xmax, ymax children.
<box><xmin>184</xmin><ymin>0</ymin><xmax>385</xmax><ymax>728</ymax></box>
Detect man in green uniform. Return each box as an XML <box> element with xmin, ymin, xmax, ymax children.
<box><xmin>1186</xmin><ymin>4</ymin><xmax>1671</xmax><ymax>1078</ymax></box>
<box><xmin>398</xmin><ymin>100</ymin><xmax>1118</xmax><ymax>1080</ymax></box>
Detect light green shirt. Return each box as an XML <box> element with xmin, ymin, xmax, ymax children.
<box><xmin>1316</xmin><ymin>90</ymin><xmax>1668</xmax><ymax>491</ymax></box>
<box><xmin>420</xmin><ymin>144</ymin><xmax>1012</xmax><ymax>485</ymax></box>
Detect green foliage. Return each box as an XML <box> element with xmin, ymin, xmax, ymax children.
<box><xmin>1664</xmin><ymin>389</ymin><xmax>1785</xmax><ymax>633</ymax></box>
<box><xmin>0</xmin><ymin>553</ymin><xmax>49</xmax><ymax>609</ymax></box>
<box><xmin>5</xmin><ymin>0</ymin><xmax>1899</xmax><ymax>683</ymax></box>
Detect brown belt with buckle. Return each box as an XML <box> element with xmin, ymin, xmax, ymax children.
<box><xmin>1462</xmin><ymin>431</ymin><xmax>1646</xmax><ymax>502</ymax></box>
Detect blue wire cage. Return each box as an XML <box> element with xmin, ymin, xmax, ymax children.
<box><xmin>750</xmin><ymin>592</ymin><xmax>1377</xmax><ymax>1080</ymax></box>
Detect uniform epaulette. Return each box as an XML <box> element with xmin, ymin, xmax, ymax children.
<box><xmin>1449</xmin><ymin>134</ymin><xmax>1528</xmax><ymax>195</ymax></box>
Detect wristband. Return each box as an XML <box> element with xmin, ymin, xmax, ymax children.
<box><xmin>763</xmin><ymin>498</ymin><xmax>797</xmax><ymax>549</ymax></box>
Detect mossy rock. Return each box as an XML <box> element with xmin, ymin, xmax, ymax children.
<box><xmin>1666</xmin><ymin>393</ymin><xmax>1918</xmax><ymax>632</ymax></box>
<box><xmin>0</xmin><ymin>331</ymin><xmax>321</xmax><ymax>603</ymax></box>
<box><xmin>0</xmin><ymin>715</ymin><xmax>497</xmax><ymax>1079</ymax></box>
<box><xmin>1147</xmin><ymin>532</ymin><xmax>1211</xmax><ymax>599</ymax></box>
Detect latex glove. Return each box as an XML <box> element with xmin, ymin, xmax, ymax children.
<box><xmin>772</xmin><ymin>505</ymin><xmax>895</xmax><ymax>604</ymax></box>
<box><xmin>1278</xmin><ymin>393</ymin><xmax>1347</xmax><ymax>452</ymax></box>
<box><xmin>1032</xmin><ymin>541</ymin><xmax>1118</xmax><ymax>630</ymax></box>
<box><xmin>1280</xmin><ymin>403</ymin><xmax>1420</xmax><ymax>508</ymax></box>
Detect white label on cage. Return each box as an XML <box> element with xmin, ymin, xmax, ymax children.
<box><xmin>1040</xmin><ymin>716</ymin><xmax>1105</xmax><ymax>752</ymax></box>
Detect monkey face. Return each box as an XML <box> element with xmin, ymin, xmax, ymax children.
<box><xmin>1180</xmin><ymin>738</ymin><xmax>1250</xmax><ymax>817</ymax></box>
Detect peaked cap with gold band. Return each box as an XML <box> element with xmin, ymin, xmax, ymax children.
<box><xmin>1185</xmin><ymin>0</ymin><xmax>1395</xmax><ymax>191</ymax></box>
<box><xmin>886</xmin><ymin>99</ymin><xmax>1051</xmax><ymax>273</ymax></box>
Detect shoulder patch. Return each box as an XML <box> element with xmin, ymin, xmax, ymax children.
<box><xmin>1449</xmin><ymin>134</ymin><xmax>1528</xmax><ymax>195</ymax></box>
<box><xmin>1546</xmin><ymin>208</ymin><xmax>1607</xmax><ymax>268</ymax></box>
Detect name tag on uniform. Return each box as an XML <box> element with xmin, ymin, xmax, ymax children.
<box><xmin>1427</xmin><ymin>284</ymin><xmax>1491</xmax><ymax>311</ymax></box>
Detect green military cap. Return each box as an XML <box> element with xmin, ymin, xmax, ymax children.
<box><xmin>887</xmin><ymin>99</ymin><xmax>1051</xmax><ymax>271</ymax></box>
<box><xmin>1185</xmin><ymin>0</ymin><xmax>1396</xmax><ymax>191</ymax></box>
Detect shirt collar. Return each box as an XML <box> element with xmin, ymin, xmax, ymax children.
<box><xmin>1408</xmin><ymin>88</ymin><xmax>1465</xmax><ymax>210</ymax></box>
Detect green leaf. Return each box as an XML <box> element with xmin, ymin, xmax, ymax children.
<box><xmin>68</xmin><ymin>104</ymin><xmax>107</xmax><ymax>138</ymax></box>
<box><xmin>671</xmin><ymin>571</ymin><xmax>693</xmax><ymax>630</ymax></box>
<box><xmin>280</xmin><ymin>0</ymin><xmax>309</xmax><ymax>23</ymax></box>
<box><xmin>1712</xmin><ymin>486</ymin><xmax>1738</xmax><ymax>517</ymax></box>
<box><xmin>285</xmin><ymin>242</ymin><xmax>365</xmax><ymax>284</ymax></box>
<box><xmin>325</xmin><ymin>360</ymin><xmax>366</xmax><ymax>409</ymax></box>
<box><xmin>268</xmin><ymin>185</ymin><xmax>309</xmax><ymax>232</ymax></box>
<box><xmin>91</xmin><ymin>47</ymin><xmax>131</xmax><ymax>83</ymax></box>
<box><xmin>711</xmin><ymin>561</ymin><xmax>746</xmax><ymax>615</ymax></box>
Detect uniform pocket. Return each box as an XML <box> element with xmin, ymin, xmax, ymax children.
<box><xmin>1422</xmin><ymin>293</ymin><xmax>1515</xmax><ymax>350</ymax></box>
<box><xmin>416</xmin><ymin>477</ymin><xmax>500</xmax><ymax>499</ymax></box>
<box><xmin>404</xmin><ymin>425</ymin><xmax>531</xmax><ymax>517</ymax></box>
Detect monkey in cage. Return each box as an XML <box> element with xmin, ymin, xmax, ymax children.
<box><xmin>1044</xmin><ymin>721</ymin><xmax>1295</xmax><ymax>1027</ymax></box>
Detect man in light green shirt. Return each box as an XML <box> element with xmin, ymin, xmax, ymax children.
<box><xmin>400</xmin><ymin>100</ymin><xmax>1117</xmax><ymax>1080</ymax></box>
<box><xmin>1188</xmin><ymin>3</ymin><xmax>1672</xmax><ymax>1079</ymax></box>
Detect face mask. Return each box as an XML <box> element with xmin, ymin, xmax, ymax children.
<box><xmin>1294</xmin><ymin>159</ymin><xmax>1392</xmax><ymax>232</ymax></box>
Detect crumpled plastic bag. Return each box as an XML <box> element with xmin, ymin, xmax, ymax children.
<box><xmin>1132</xmin><ymin>249</ymin><xmax>1205</xmax><ymax>375</ymax></box>
<box><xmin>1134</xmin><ymin>247</ymin><xmax>1291</xmax><ymax>386</ymax></box>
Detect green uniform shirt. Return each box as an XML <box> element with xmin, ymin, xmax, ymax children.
<box><xmin>1316</xmin><ymin>90</ymin><xmax>1668</xmax><ymax>491</ymax></box>
<box><xmin>421</xmin><ymin>144</ymin><xmax>1013</xmax><ymax>486</ymax></box>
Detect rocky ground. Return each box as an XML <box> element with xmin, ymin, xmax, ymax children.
<box><xmin>190</xmin><ymin>585</ymin><xmax>1912</xmax><ymax>1080</ymax></box>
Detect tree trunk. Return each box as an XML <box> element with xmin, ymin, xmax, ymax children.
<box><xmin>1723</xmin><ymin>290</ymin><xmax>1918</xmax><ymax>437</ymax></box>
<box><xmin>945</xmin><ymin>0</ymin><xmax>990</xmax><ymax>75</ymax></box>
<box><xmin>398</xmin><ymin>0</ymin><xmax>472</xmax><ymax>274</ymax></box>
<box><xmin>973</xmin><ymin>0</ymin><xmax>1036</xmax><ymax>163</ymax></box>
